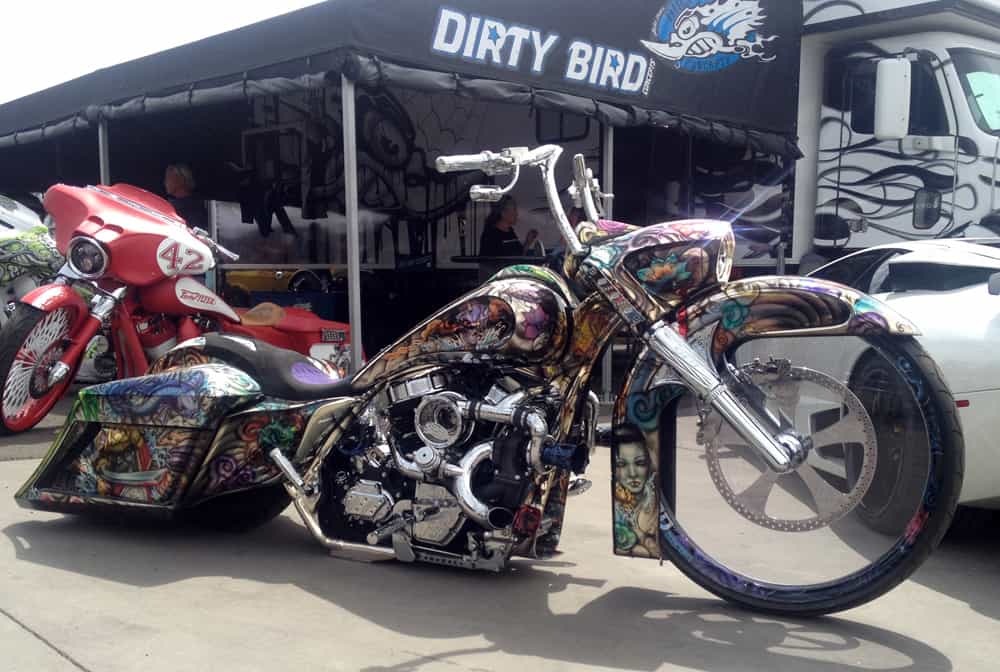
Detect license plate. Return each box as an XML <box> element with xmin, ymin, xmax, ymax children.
<box><xmin>322</xmin><ymin>328</ymin><xmax>346</xmax><ymax>343</ymax></box>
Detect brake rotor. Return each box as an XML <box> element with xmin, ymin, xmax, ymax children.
<box><xmin>700</xmin><ymin>361</ymin><xmax>878</xmax><ymax>533</ymax></box>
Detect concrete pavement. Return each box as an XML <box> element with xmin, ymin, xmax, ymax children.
<box><xmin>1</xmin><ymin>421</ymin><xmax>999</xmax><ymax>671</ymax></box>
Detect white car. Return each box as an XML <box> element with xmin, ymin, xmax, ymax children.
<box><xmin>803</xmin><ymin>240</ymin><xmax>1000</xmax><ymax>522</ymax></box>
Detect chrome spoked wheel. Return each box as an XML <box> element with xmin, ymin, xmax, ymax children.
<box><xmin>0</xmin><ymin>306</ymin><xmax>75</xmax><ymax>433</ymax></box>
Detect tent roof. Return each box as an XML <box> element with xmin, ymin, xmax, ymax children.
<box><xmin>0</xmin><ymin>0</ymin><xmax>802</xmax><ymax>156</ymax></box>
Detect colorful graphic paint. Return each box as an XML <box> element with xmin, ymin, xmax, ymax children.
<box><xmin>0</xmin><ymin>227</ymin><xmax>63</xmax><ymax>284</ymax></box>
<box><xmin>354</xmin><ymin>278</ymin><xmax>570</xmax><ymax>387</ymax></box>
<box><xmin>76</xmin><ymin>364</ymin><xmax>261</xmax><ymax>428</ymax></box>
<box><xmin>185</xmin><ymin>401</ymin><xmax>325</xmax><ymax>501</ymax></box>
<box><xmin>613</xmin><ymin>424</ymin><xmax>660</xmax><ymax>558</ymax></box>
<box><xmin>45</xmin><ymin>425</ymin><xmax>213</xmax><ymax>504</ymax></box>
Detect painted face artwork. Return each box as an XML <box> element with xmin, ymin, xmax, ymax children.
<box><xmin>616</xmin><ymin>442</ymin><xmax>652</xmax><ymax>495</ymax></box>
<box><xmin>612</xmin><ymin>433</ymin><xmax>660</xmax><ymax>558</ymax></box>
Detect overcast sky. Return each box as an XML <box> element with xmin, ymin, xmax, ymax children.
<box><xmin>0</xmin><ymin>0</ymin><xmax>324</xmax><ymax>105</ymax></box>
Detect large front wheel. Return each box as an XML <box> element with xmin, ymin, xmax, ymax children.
<box><xmin>0</xmin><ymin>304</ymin><xmax>80</xmax><ymax>434</ymax></box>
<box><xmin>632</xmin><ymin>335</ymin><xmax>962</xmax><ymax>616</ymax></box>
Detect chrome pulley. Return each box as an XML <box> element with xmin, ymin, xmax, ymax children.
<box><xmin>700</xmin><ymin>359</ymin><xmax>878</xmax><ymax>532</ymax></box>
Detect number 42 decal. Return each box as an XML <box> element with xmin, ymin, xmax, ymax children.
<box><xmin>157</xmin><ymin>240</ymin><xmax>206</xmax><ymax>275</ymax></box>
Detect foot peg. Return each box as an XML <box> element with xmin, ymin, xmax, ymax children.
<box><xmin>366</xmin><ymin>506</ymin><xmax>442</xmax><ymax>546</ymax></box>
<box><xmin>568</xmin><ymin>478</ymin><xmax>592</xmax><ymax>497</ymax></box>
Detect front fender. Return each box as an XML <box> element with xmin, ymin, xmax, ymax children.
<box><xmin>684</xmin><ymin>276</ymin><xmax>919</xmax><ymax>363</ymax></box>
<box><xmin>20</xmin><ymin>283</ymin><xmax>88</xmax><ymax>315</ymax></box>
<box><xmin>617</xmin><ymin>276</ymin><xmax>919</xmax><ymax>426</ymax></box>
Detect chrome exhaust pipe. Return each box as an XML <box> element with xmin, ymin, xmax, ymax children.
<box><xmin>444</xmin><ymin>442</ymin><xmax>510</xmax><ymax>529</ymax></box>
<box><xmin>291</xmin><ymin>498</ymin><xmax>396</xmax><ymax>562</ymax></box>
<box><xmin>487</xmin><ymin>507</ymin><xmax>515</xmax><ymax>529</ymax></box>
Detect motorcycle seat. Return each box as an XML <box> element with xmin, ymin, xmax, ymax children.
<box><xmin>194</xmin><ymin>333</ymin><xmax>357</xmax><ymax>401</ymax></box>
<box><xmin>239</xmin><ymin>302</ymin><xmax>286</xmax><ymax>327</ymax></box>
<box><xmin>237</xmin><ymin>304</ymin><xmax>349</xmax><ymax>339</ymax></box>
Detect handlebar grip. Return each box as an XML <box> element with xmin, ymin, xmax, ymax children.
<box><xmin>436</xmin><ymin>152</ymin><xmax>494</xmax><ymax>174</ymax></box>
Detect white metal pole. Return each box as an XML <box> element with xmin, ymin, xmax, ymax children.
<box><xmin>98</xmin><ymin>118</ymin><xmax>110</xmax><ymax>185</ymax></box>
<box><xmin>342</xmin><ymin>75</ymin><xmax>364</xmax><ymax>373</ymax></box>
<box><xmin>601</xmin><ymin>125</ymin><xmax>615</xmax><ymax>402</ymax></box>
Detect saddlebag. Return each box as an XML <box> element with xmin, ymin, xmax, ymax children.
<box><xmin>15</xmin><ymin>364</ymin><xmax>263</xmax><ymax>514</ymax></box>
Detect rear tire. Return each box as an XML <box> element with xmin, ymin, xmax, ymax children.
<box><xmin>0</xmin><ymin>304</ymin><xmax>79</xmax><ymax>435</ymax></box>
<box><xmin>186</xmin><ymin>485</ymin><xmax>291</xmax><ymax>532</ymax></box>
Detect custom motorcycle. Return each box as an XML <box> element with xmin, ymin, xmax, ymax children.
<box><xmin>0</xmin><ymin>194</ymin><xmax>64</xmax><ymax>328</ymax></box>
<box><xmin>17</xmin><ymin>146</ymin><xmax>963</xmax><ymax>616</ymax></box>
<box><xmin>0</xmin><ymin>183</ymin><xmax>353</xmax><ymax>434</ymax></box>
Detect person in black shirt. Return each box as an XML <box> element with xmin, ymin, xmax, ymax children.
<box><xmin>164</xmin><ymin>164</ymin><xmax>208</xmax><ymax>231</ymax></box>
<box><xmin>479</xmin><ymin>196</ymin><xmax>538</xmax><ymax>257</ymax></box>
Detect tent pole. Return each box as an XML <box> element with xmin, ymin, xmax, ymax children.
<box><xmin>98</xmin><ymin>118</ymin><xmax>110</xmax><ymax>185</ymax></box>
<box><xmin>341</xmin><ymin>75</ymin><xmax>364</xmax><ymax>374</ymax></box>
<box><xmin>601</xmin><ymin>124</ymin><xmax>615</xmax><ymax>403</ymax></box>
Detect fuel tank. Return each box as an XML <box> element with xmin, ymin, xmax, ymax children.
<box><xmin>354</xmin><ymin>272</ymin><xmax>572</xmax><ymax>387</ymax></box>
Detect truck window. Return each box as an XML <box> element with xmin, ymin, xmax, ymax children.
<box><xmin>951</xmin><ymin>49</ymin><xmax>1000</xmax><ymax>134</ymax></box>
<box><xmin>849</xmin><ymin>62</ymin><xmax>949</xmax><ymax>136</ymax></box>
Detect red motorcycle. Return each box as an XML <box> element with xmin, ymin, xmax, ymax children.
<box><xmin>0</xmin><ymin>183</ymin><xmax>353</xmax><ymax>434</ymax></box>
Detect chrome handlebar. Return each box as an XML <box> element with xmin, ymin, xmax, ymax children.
<box><xmin>436</xmin><ymin>144</ymin><xmax>605</xmax><ymax>258</ymax></box>
<box><xmin>192</xmin><ymin>227</ymin><xmax>240</xmax><ymax>262</ymax></box>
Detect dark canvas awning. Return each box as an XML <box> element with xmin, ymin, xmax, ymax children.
<box><xmin>0</xmin><ymin>0</ymin><xmax>803</xmax><ymax>156</ymax></box>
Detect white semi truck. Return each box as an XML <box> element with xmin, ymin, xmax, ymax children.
<box><xmin>793</xmin><ymin>0</ymin><xmax>1000</xmax><ymax>267</ymax></box>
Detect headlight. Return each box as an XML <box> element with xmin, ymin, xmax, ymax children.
<box><xmin>67</xmin><ymin>236</ymin><xmax>109</xmax><ymax>278</ymax></box>
<box><xmin>716</xmin><ymin>230</ymin><xmax>736</xmax><ymax>283</ymax></box>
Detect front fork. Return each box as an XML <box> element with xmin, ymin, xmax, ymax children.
<box><xmin>643</xmin><ymin>321</ymin><xmax>808</xmax><ymax>474</ymax></box>
<box><xmin>47</xmin><ymin>285</ymin><xmax>126</xmax><ymax>388</ymax></box>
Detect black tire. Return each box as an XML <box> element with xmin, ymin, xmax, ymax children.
<box><xmin>185</xmin><ymin>485</ymin><xmax>291</xmax><ymax>533</ymax></box>
<box><xmin>0</xmin><ymin>304</ymin><xmax>78</xmax><ymax>435</ymax></box>
<box><xmin>658</xmin><ymin>336</ymin><xmax>964</xmax><ymax>617</ymax></box>
<box><xmin>847</xmin><ymin>351</ymin><xmax>931</xmax><ymax>535</ymax></box>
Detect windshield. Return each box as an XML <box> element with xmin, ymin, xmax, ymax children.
<box><xmin>952</xmin><ymin>49</ymin><xmax>1000</xmax><ymax>134</ymax></box>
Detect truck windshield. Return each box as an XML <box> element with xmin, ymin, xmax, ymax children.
<box><xmin>952</xmin><ymin>49</ymin><xmax>1000</xmax><ymax>134</ymax></box>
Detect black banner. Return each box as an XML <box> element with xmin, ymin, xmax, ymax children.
<box><xmin>346</xmin><ymin>0</ymin><xmax>802</xmax><ymax>137</ymax></box>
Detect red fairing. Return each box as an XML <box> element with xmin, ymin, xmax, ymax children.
<box><xmin>44</xmin><ymin>184</ymin><xmax>181</xmax><ymax>254</ymax></box>
<box><xmin>43</xmin><ymin>184</ymin><xmax>214</xmax><ymax>287</ymax></box>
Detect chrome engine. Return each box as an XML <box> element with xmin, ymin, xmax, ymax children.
<box><xmin>316</xmin><ymin>369</ymin><xmax>587</xmax><ymax>571</ymax></box>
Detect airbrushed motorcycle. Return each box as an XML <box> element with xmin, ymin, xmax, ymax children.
<box><xmin>0</xmin><ymin>184</ymin><xmax>354</xmax><ymax>434</ymax></box>
<box><xmin>0</xmin><ymin>194</ymin><xmax>64</xmax><ymax>328</ymax></box>
<box><xmin>16</xmin><ymin>146</ymin><xmax>962</xmax><ymax>616</ymax></box>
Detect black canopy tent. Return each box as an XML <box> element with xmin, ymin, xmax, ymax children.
<box><xmin>0</xmin><ymin>0</ymin><xmax>804</xmax><ymax>369</ymax></box>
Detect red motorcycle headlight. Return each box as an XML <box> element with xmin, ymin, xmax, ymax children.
<box><xmin>67</xmin><ymin>236</ymin><xmax>109</xmax><ymax>278</ymax></box>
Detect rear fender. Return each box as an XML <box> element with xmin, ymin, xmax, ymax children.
<box><xmin>609</xmin><ymin>276</ymin><xmax>920</xmax><ymax>558</ymax></box>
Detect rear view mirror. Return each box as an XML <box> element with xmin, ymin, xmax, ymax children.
<box><xmin>875</xmin><ymin>58</ymin><xmax>912</xmax><ymax>141</ymax></box>
<box><xmin>990</xmin><ymin>272</ymin><xmax>1000</xmax><ymax>296</ymax></box>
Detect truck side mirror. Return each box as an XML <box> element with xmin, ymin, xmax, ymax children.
<box><xmin>874</xmin><ymin>58</ymin><xmax>912</xmax><ymax>141</ymax></box>
<box><xmin>990</xmin><ymin>272</ymin><xmax>1000</xmax><ymax>296</ymax></box>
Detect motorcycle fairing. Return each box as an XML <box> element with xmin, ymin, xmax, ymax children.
<box><xmin>610</xmin><ymin>277</ymin><xmax>919</xmax><ymax>559</ymax></box>
<box><xmin>15</xmin><ymin>364</ymin><xmax>264</xmax><ymax>513</ymax></box>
